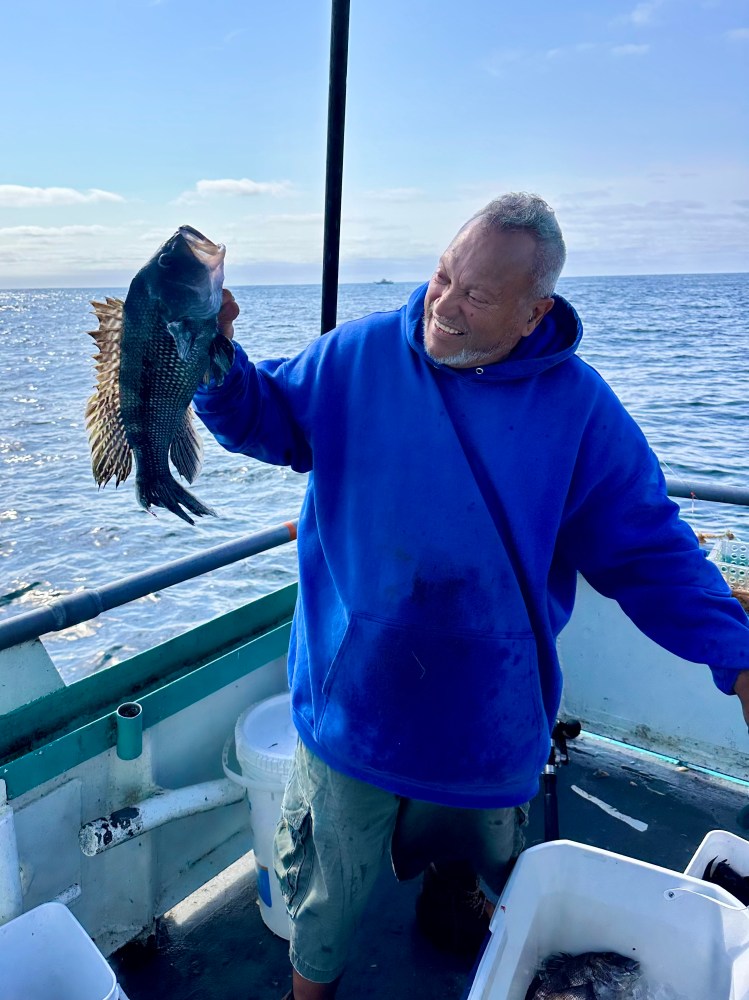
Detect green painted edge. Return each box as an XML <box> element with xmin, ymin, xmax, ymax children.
<box><xmin>1</xmin><ymin>583</ymin><xmax>297</xmax><ymax>761</ymax></box>
<box><xmin>1</xmin><ymin>620</ymin><xmax>292</xmax><ymax>799</ymax></box>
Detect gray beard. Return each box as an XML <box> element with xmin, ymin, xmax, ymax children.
<box><xmin>422</xmin><ymin>314</ymin><xmax>499</xmax><ymax>369</ymax></box>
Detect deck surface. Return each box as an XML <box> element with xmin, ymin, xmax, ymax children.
<box><xmin>110</xmin><ymin>734</ymin><xmax>749</xmax><ymax>1000</ymax></box>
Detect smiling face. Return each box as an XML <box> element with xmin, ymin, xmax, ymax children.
<box><xmin>423</xmin><ymin>220</ymin><xmax>554</xmax><ymax>368</ymax></box>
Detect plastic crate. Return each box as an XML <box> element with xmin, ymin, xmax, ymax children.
<box><xmin>708</xmin><ymin>538</ymin><xmax>749</xmax><ymax>611</ymax></box>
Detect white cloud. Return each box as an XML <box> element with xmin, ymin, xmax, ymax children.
<box><xmin>726</xmin><ymin>27</ymin><xmax>749</xmax><ymax>40</ymax></box>
<box><xmin>484</xmin><ymin>48</ymin><xmax>525</xmax><ymax>76</ymax></box>
<box><xmin>0</xmin><ymin>225</ymin><xmax>107</xmax><ymax>238</ymax></box>
<box><xmin>622</xmin><ymin>1</ymin><xmax>662</xmax><ymax>26</ymax></box>
<box><xmin>363</xmin><ymin>188</ymin><xmax>425</xmax><ymax>202</ymax></box>
<box><xmin>546</xmin><ymin>42</ymin><xmax>596</xmax><ymax>59</ymax></box>
<box><xmin>0</xmin><ymin>185</ymin><xmax>124</xmax><ymax>208</ymax></box>
<box><xmin>612</xmin><ymin>44</ymin><xmax>651</xmax><ymax>55</ymax></box>
<box><xmin>175</xmin><ymin>178</ymin><xmax>293</xmax><ymax>204</ymax></box>
<box><xmin>263</xmin><ymin>213</ymin><xmax>324</xmax><ymax>224</ymax></box>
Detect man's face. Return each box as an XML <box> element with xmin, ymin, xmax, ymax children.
<box><xmin>423</xmin><ymin>222</ymin><xmax>553</xmax><ymax>368</ymax></box>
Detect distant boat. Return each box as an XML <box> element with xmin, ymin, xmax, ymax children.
<box><xmin>375</xmin><ymin>278</ymin><xmax>394</xmax><ymax>284</ymax></box>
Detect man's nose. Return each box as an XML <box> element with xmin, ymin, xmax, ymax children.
<box><xmin>434</xmin><ymin>283</ymin><xmax>459</xmax><ymax>314</ymax></box>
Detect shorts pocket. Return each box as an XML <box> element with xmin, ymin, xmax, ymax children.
<box><xmin>273</xmin><ymin>804</ymin><xmax>314</xmax><ymax>918</ymax></box>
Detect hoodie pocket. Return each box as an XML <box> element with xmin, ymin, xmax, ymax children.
<box><xmin>315</xmin><ymin>612</ymin><xmax>547</xmax><ymax>791</ymax></box>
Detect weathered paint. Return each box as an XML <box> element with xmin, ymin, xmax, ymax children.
<box><xmin>79</xmin><ymin>780</ymin><xmax>245</xmax><ymax>857</ymax></box>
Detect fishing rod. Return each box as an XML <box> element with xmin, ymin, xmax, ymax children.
<box><xmin>320</xmin><ymin>0</ymin><xmax>351</xmax><ymax>335</ymax></box>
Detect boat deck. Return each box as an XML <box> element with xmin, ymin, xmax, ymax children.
<box><xmin>109</xmin><ymin>733</ymin><xmax>749</xmax><ymax>1000</ymax></box>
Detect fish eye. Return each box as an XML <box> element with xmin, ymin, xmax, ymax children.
<box><xmin>158</xmin><ymin>254</ymin><xmax>173</xmax><ymax>268</ymax></box>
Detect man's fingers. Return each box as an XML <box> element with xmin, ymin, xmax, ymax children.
<box><xmin>218</xmin><ymin>289</ymin><xmax>240</xmax><ymax>339</ymax></box>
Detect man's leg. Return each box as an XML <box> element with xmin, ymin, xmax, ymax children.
<box><xmin>274</xmin><ymin>740</ymin><xmax>401</xmax><ymax>997</ymax></box>
<box><xmin>391</xmin><ymin>799</ymin><xmax>529</xmax><ymax>957</ymax></box>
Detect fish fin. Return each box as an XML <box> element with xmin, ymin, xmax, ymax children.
<box><xmin>541</xmin><ymin>953</ymin><xmax>574</xmax><ymax>974</ymax></box>
<box><xmin>169</xmin><ymin>406</ymin><xmax>204</xmax><ymax>484</ymax></box>
<box><xmin>166</xmin><ymin>319</ymin><xmax>196</xmax><ymax>361</ymax></box>
<box><xmin>85</xmin><ymin>297</ymin><xmax>133</xmax><ymax>487</ymax></box>
<box><xmin>207</xmin><ymin>334</ymin><xmax>235</xmax><ymax>386</ymax></box>
<box><xmin>136</xmin><ymin>474</ymin><xmax>216</xmax><ymax>526</ymax></box>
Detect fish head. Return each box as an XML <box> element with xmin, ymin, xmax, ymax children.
<box><xmin>587</xmin><ymin>952</ymin><xmax>640</xmax><ymax>986</ymax></box>
<box><xmin>143</xmin><ymin>225</ymin><xmax>226</xmax><ymax>324</ymax></box>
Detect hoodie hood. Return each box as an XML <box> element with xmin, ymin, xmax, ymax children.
<box><xmin>404</xmin><ymin>281</ymin><xmax>583</xmax><ymax>382</ymax></box>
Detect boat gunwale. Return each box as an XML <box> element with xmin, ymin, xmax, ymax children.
<box><xmin>0</xmin><ymin>583</ymin><xmax>297</xmax><ymax>799</ymax></box>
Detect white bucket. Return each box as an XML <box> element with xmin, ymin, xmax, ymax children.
<box><xmin>223</xmin><ymin>692</ymin><xmax>297</xmax><ymax>939</ymax></box>
<box><xmin>468</xmin><ymin>840</ymin><xmax>749</xmax><ymax>1000</ymax></box>
<box><xmin>0</xmin><ymin>901</ymin><xmax>119</xmax><ymax>1000</ymax></box>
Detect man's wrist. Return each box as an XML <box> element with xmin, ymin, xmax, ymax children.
<box><xmin>733</xmin><ymin>670</ymin><xmax>749</xmax><ymax>696</ymax></box>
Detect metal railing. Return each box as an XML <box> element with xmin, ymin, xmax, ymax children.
<box><xmin>2</xmin><ymin>476</ymin><xmax>749</xmax><ymax>655</ymax></box>
<box><xmin>0</xmin><ymin>520</ymin><xmax>298</xmax><ymax>654</ymax></box>
<box><xmin>664</xmin><ymin>478</ymin><xmax>749</xmax><ymax>507</ymax></box>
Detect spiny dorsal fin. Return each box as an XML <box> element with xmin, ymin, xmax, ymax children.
<box><xmin>169</xmin><ymin>405</ymin><xmax>203</xmax><ymax>484</ymax></box>
<box><xmin>85</xmin><ymin>297</ymin><xmax>133</xmax><ymax>487</ymax></box>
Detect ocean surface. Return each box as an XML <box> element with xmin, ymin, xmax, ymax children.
<box><xmin>1</xmin><ymin>273</ymin><xmax>748</xmax><ymax>681</ymax></box>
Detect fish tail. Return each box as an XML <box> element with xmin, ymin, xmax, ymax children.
<box><xmin>136</xmin><ymin>475</ymin><xmax>216</xmax><ymax>525</ymax></box>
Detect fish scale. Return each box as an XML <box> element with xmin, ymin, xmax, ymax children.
<box><xmin>86</xmin><ymin>226</ymin><xmax>234</xmax><ymax>524</ymax></box>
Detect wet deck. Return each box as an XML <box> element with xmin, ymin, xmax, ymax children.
<box><xmin>110</xmin><ymin>734</ymin><xmax>749</xmax><ymax>1000</ymax></box>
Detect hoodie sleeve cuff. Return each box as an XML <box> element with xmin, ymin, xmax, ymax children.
<box><xmin>710</xmin><ymin>665</ymin><xmax>744</xmax><ymax>695</ymax></box>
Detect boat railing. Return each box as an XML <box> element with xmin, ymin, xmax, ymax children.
<box><xmin>1</xmin><ymin>476</ymin><xmax>749</xmax><ymax>655</ymax></box>
<box><xmin>0</xmin><ymin>519</ymin><xmax>298</xmax><ymax>654</ymax></box>
<box><xmin>663</xmin><ymin>478</ymin><xmax>749</xmax><ymax>507</ymax></box>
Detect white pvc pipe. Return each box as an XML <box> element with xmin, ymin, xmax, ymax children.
<box><xmin>79</xmin><ymin>779</ymin><xmax>245</xmax><ymax>858</ymax></box>
<box><xmin>0</xmin><ymin>803</ymin><xmax>23</xmax><ymax>925</ymax></box>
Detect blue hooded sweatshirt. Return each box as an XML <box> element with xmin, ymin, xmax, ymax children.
<box><xmin>194</xmin><ymin>284</ymin><xmax>749</xmax><ymax>808</ymax></box>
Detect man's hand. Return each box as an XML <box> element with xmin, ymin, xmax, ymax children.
<box><xmin>218</xmin><ymin>288</ymin><xmax>239</xmax><ymax>340</ymax></box>
<box><xmin>734</xmin><ymin>670</ymin><xmax>749</xmax><ymax>727</ymax></box>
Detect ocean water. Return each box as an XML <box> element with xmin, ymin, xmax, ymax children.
<box><xmin>1</xmin><ymin>273</ymin><xmax>748</xmax><ymax>681</ymax></box>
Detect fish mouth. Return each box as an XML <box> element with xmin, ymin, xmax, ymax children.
<box><xmin>178</xmin><ymin>225</ymin><xmax>226</xmax><ymax>271</ymax></box>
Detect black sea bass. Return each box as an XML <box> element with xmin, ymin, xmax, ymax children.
<box><xmin>525</xmin><ymin>951</ymin><xmax>641</xmax><ymax>999</ymax></box>
<box><xmin>86</xmin><ymin>226</ymin><xmax>233</xmax><ymax>523</ymax></box>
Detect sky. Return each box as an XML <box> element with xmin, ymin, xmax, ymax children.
<box><xmin>0</xmin><ymin>0</ymin><xmax>747</xmax><ymax>287</ymax></box>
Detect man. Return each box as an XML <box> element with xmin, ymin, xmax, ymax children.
<box><xmin>194</xmin><ymin>193</ymin><xmax>749</xmax><ymax>1000</ymax></box>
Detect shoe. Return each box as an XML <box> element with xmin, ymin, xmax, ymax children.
<box><xmin>415</xmin><ymin>862</ymin><xmax>494</xmax><ymax>958</ymax></box>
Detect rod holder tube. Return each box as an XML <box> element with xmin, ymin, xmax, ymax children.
<box><xmin>116</xmin><ymin>702</ymin><xmax>143</xmax><ymax>761</ymax></box>
<box><xmin>0</xmin><ymin>804</ymin><xmax>23</xmax><ymax>925</ymax></box>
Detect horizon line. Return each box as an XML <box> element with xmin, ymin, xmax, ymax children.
<box><xmin>1</xmin><ymin>270</ymin><xmax>748</xmax><ymax>292</ymax></box>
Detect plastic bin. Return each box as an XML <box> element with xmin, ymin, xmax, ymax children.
<box><xmin>223</xmin><ymin>692</ymin><xmax>297</xmax><ymax>939</ymax></box>
<box><xmin>0</xmin><ymin>901</ymin><xmax>119</xmax><ymax>1000</ymax></box>
<box><xmin>467</xmin><ymin>840</ymin><xmax>749</xmax><ymax>1000</ymax></box>
<box><xmin>685</xmin><ymin>830</ymin><xmax>749</xmax><ymax>884</ymax></box>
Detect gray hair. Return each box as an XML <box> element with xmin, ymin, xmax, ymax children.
<box><xmin>468</xmin><ymin>192</ymin><xmax>566</xmax><ymax>298</ymax></box>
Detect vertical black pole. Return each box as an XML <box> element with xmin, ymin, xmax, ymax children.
<box><xmin>320</xmin><ymin>0</ymin><xmax>351</xmax><ymax>335</ymax></box>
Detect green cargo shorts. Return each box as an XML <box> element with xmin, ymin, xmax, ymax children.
<box><xmin>272</xmin><ymin>739</ymin><xmax>528</xmax><ymax>984</ymax></box>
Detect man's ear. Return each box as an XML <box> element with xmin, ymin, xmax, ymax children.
<box><xmin>522</xmin><ymin>297</ymin><xmax>555</xmax><ymax>338</ymax></box>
